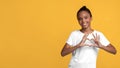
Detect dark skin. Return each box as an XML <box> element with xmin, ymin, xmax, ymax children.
<box><xmin>61</xmin><ymin>11</ymin><xmax>117</xmax><ymax>57</ymax></box>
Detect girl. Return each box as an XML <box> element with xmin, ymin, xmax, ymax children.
<box><xmin>61</xmin><ymin>6</ymin><xmax>117</xmax><ymax>68</ymax></box>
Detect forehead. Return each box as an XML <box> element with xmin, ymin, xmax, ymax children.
<box><xmin>78</xmin><ymin>11</ymin><xmax>90</xmax><ymax>17</ymax></box>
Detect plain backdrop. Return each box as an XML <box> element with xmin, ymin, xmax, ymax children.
<box><xmin>0</xmin><ymin>0</ymin><xmax>120</xmax><ymax>68</ymax></box>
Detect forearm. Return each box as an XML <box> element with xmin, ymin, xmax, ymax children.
<box><xmin>61</xmin><ymin>44</ymin><xmax>80</xmax><ymax>57</ymax></box>
<box><xmin>99</xmin><ymin>44</ymin><xmax>117</xmax><ymax>54</ymax></box>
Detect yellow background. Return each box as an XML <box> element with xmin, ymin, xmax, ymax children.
<box><xmin>0</xmin><ymin>0</ymin><xmax>120</xmax><ymax>68</ymax></box>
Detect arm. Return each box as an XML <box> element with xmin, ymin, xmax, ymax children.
<box><xmin>61</xmin><ymin>43</ymin><xmax>80</xmax><ymax>57</ymax></box>
<box><xmin>99</xmin><ymin>44</ymin><xmax>117</xmax><ymax>54</ymax></box>
<box><xmin>92</xmin><ymin>33</ymin><xmax>117</xmax><ymax>55</ymax></box>
<box><xmin>61</xmin><ymin>34</ymin><xmax>89</xmax><ymax>57</ymax></box>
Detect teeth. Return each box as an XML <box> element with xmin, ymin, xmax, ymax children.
<box><xmin>83</xmin><ymin>23</ymin><xmax>87</xmax><ymax>25</ymax></box>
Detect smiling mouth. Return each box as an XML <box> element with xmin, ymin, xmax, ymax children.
<box><xmin>83</xmin><ymin>24</ymin><xmax>87</xmax><ymax>26</ymax></box>
<box><xmin>82</xmin><ymin>24</ymin><xmax>88</xmax><ymax>28</ymax></box>
<box><xmin>83</xmin><ymin>24</ymin><xmax>87</xmax><ymax>25</ymax></box>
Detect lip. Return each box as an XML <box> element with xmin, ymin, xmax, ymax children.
<box><xmin>83</xmin><ymin>22</ymin><xmax>88</xmax><ymax>25</ymax></box>
<box><xmin>82</xmin><ymin>24</ymin><xmax>88</xmax><ymax>28</ymax></box>
<box><xmin>83</xmin><ymin>24</ymin><xmax>87</xmax><ymax>25</ymax></box>
<box><xmin>83</xmin><ymin>24</ymin><xmax>87</xmax><ymax>26</ymax></box>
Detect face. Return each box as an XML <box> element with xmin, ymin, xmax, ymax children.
<box><xmin>77</xmin><ymin>11</ymin><xmax>92</xmax><ymax>29</ymax></box>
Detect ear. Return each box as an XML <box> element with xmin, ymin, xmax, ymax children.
<box><xmin>90</xmin><ymin>17</ymin><xmax>92</xmax><ymax>21</ymax></box>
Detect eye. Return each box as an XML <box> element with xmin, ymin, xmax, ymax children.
<box><xmin>84</xmin><ymin>16</ymin><xmax>88</xmax><ymax>19</ymax></box>
<box><xmin>78</xmin><ymin>18</ymin><xmax>82</xmax><ymax>21</ymax></box>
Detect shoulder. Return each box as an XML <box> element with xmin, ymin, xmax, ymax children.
<box><xmin>93</xmin><ymin>30</ymin><xmax>104</xmax><ymax>35</ymax></box>
<box><xmin>68</xmin><ymin>30</ymin><xmax>82</xmax><ymax>37</ymax></box>
<box><xmin>70</xmin><ymin>30</ymin><xmax>80</xmax><ymax>35</ymax></box>
<box><xmin>93</xmin><ymin>30</ymin><xmax>107</xmax><ymax>37</ymax></box>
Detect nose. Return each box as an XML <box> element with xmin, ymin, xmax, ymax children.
<box><xmin>83</xmin><ymin>18</ymin><xmax>86</xmax><ymax>23</ymax></box>
<box><xmin>81</xmin><ymin>18</ymin><xmax>86</xmax><ymax>24</ymax></box>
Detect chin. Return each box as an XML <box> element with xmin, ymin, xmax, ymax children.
<box><xmin>82</xmin><ymin>25</ymin><xmax>89</xmax><ymax>29</ymax></box>
<box><xmin>82</xmin><ymin>26</ymin><xmax>88</xmax><ymax>29</ymax></box>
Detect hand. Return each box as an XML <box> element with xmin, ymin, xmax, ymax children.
<box><xmin>91</xmin><ymin>33</ymin><xmax>103</xmax><ymax>48</ymax></box>
<box><xmin>79</xmin><ymin>34</ymin><xmax>89</xmax><ymax>46</ymax></box>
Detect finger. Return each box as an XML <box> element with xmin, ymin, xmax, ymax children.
<box><xmin>84</xmin><ymin>34</ymin><xmax>89</xmax><ymax>37</ymax></box>
<box><xmin>84</xmin><ymin>44</ymin><xmax>88</xmax><ymax>46</ymax></box>
<box><xmin>86</xmin><ymin>38</ymin><xmax>90</xmax><ymax>41</ymax></box>
<box><xmin>83</xmin><ymin>34</ymin><xmax>86</xmax><ymax>38</ymax></box>
<box><xmin>90</xmin><ymin>44</ymin><xmax>98</xmax><ymax>47</ymax></box>
<box><xmin>96</xmin><ymin>33</ymin><xmax>97</xmax><ymax>38</ymax></box>
<box><xmin>83</xmin><ymin>34</ymin><xmax>89</xmax><ymax>40</ymax></box>
<box><xmin>88</xmin><ymin>44</ymin><xmax>92</xmax><ymax>47</ymax></box>
<box><xmin>89</xmin><ymin>39</ymin><xmax>95</xmax><ymax>42</ymax></box>
<box><xmin>92</xmin><ymin>33</ymin><xmax>95</xmax><ymax>39</ymax></box>
<box><xmin>81</xmin><ymin>44</ymin><xmax>89</xmax><ymax>46</ymax></box>
<box><xmin>89</xmin><ymin>39</ymin><xmax>96</xmax><ymax>44</ymax></box>
<box><xmin>95</xmin><ymin>33</ymin><xmax>100</xmax><ymax>41</ymax></box>
<box><xmin>98</xmin><ymin>35</ymin><xmax>100</xmax><ymax>40</ymax></box>
<box><xmin>84</xmin><ymin>44</ymin><xmax>92</xmax><ymax>46</ymax></box>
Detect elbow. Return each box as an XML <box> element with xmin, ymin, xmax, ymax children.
<box><xmin>61</xmin><ymin>51</ymin><xmax>67</xmax><ymax>57</ymax></box>
<box><xmin>61</xmin><ymin>52</ymin><xmax>65</xmax><ymax>57</ymax></box>
<box><xmin>112</xmin><ymin>49</ymin><xmax>117</xmax><ymax>55</ymax></box>
<box><xmin>61</xmin><ymin>54</ymin><xmax>65</xmax><ymax>57</ymax></box>
<box><xmin>113</xmin><ymin>50</ymin><xmax>117</xmax><ymax>55</ymax></box>
<box><xmin>108</xmin><ymin>45</ymin><xmax>117</xmax><ymax>55</ymax></box>
<box><xmin>112</xmin><ymin>52</ymin><xmax>116</xmax><ymax>55</ymax></box>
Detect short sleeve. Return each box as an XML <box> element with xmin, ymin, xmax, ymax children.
<box><xmin>99</xmin><ymin>32</ymin><xmax>110</xmax><ymax>46</ymax></box>
<box><xmin>66</xmin><ymin>32</ymin><xmax>74</xmax><ymax>46</ymax></box>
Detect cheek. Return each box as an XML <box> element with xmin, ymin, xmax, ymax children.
<box><xmin>78</xmin><ymin>21</ymin><xmax>82</xmax><ymax>25</ymax></box>
<box><xmin>86</xmin><ymin>19</ymin><xmax>91</xmax><ymax>23</ymax></box>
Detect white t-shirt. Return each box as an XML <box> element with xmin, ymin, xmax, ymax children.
<box><xmin>66</xmin><ymin>30</ymin><xmax>110</xmax><ymax>68</ymax></box>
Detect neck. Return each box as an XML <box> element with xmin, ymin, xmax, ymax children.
<box><xmin>80</xmin><ymin>27</ymin><xmax>93</xmax><ymax>34</ymax></box>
